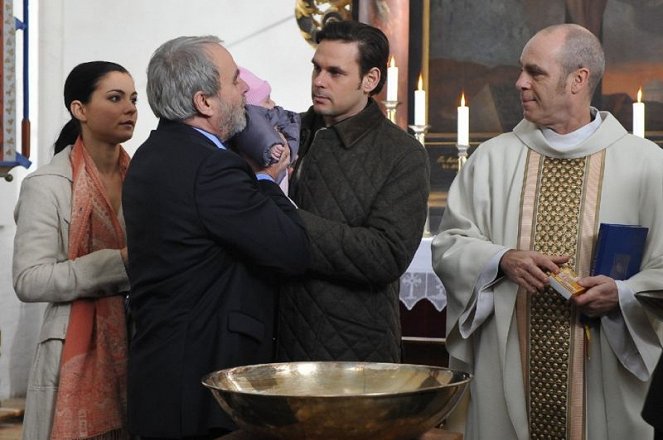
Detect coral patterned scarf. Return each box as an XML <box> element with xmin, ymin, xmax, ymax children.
<box><xmin>50</xmin><ymin>137</ymin><xmax>130</xmax><ymax>440</ymax></box>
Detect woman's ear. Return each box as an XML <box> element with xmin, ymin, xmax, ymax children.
<box><xmin>361</xmin><ymin>67</ymin><xmax>381</xmax><ymax>95</ymax></box>
<box><xmin>70</xmin><ymin>100</ymin><xmax>86</xmax><ymax>122</ymax></box>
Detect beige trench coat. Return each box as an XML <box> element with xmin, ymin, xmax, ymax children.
<box><xmin>12</xmin><ymin>146</ymin><xmax>130</xmax><ymax>440</ymax></box>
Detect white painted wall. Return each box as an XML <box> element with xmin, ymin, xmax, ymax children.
<box><xmin>39</xmin><ymin>0</ymin><xmax>314</xmax><ymax>159</ymax></box>
<box><xmin>0</xmin><ymin>0</ymin><xmax>314</xmax><ymax>399</ymax></box>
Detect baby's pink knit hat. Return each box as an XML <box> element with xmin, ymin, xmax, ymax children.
<box><xmin>239</xmin><ymin>66</ymin><xmax>272</xmax><ymax>106</ymax></box>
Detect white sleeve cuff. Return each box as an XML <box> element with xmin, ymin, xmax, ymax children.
<box><xmin>601</xmin><ymin>280</ymin><xmax>661</xmax><ymax>381</ymax></box>
<box><xmin>459</xmin><ymin>248</ymin><xmax>509</xmax><ymax>338</ymax></box>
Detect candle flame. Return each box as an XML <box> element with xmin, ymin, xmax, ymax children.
<box><xmin>389</xmin><ymin>56</ymin><xmax>396</xmax><ymax>68</ymax></box>
<box><xmin>637</xmin><ymin>87</ymin><xmax>643</xmax><ymax>103</ymax></box>
<box><xmin>417</xmin><ymin>74</ymin><xmax>424</xmax><ymax>91</ymax></box>
<box><xmin>460</xmin><ymin>92</ymin><xmax>466</xmax><ymax>107</ymax></box>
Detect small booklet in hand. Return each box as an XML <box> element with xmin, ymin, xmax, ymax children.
<box><xmin>591</xmin><ymin>223</ymin><xmax>648</xmax><ymax>279</ymax></box>
<box><xmin>549</xmin><ymin>267</ymin><xmax>586</xmax><ymax>300</ymax></box>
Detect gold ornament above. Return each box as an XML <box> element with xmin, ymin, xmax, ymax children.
<box><xmin>295</xmin><ymin>0</ymin><xmax>352</xmax><ymax>47</ymax></box>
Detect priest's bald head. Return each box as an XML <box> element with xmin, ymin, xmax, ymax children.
<box><xmin>516</xmin><ymin>24</ymin><xmax>605</xmax><ymax>134</ymax></box>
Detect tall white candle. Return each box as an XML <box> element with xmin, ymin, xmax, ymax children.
<box><xmin>386</xmin><ymin>56</ymin><xmax>399</xmax><ymax>102</ymax></box>
<box><xmin>633</xmin><ymin>87</ymin><xmax>645</xmax><ymax>138</ymax></box>
<box><xmin>414</xmin><ymin>74</ymin><xmax>426</xmax><ymax>126</ymax></box>
<box><xmin>457</xmin><ymin>92</ymin><xmax>469</xmax><ymax>146</ymax></box>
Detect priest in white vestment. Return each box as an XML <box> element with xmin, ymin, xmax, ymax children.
<box><xmin>432</xmin><ymin>23</ymin><xmax>663</xmax><ymax>440</ymax></box>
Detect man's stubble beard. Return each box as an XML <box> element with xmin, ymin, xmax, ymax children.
<box><xmin>220</xmin><ymin>99</ymin><xmax>247</xmax><ymax>140</ymax></box>
<box><xmin>311</xmin><ymin>79</ymin><xmax>363</xmax><ymax>118</ymax></box>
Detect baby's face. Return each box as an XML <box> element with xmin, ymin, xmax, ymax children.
<box><xmin>260</xmin><ymin>95</ymin><xmax>276</xmax><ymax>109</ymax></box>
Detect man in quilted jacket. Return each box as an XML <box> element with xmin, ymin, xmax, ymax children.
<box><xmin>277</xmin><ymin>20</ymin><xmax>430</xmax><ymax>362</ymax></box>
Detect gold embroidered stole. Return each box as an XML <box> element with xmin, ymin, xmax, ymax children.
<box><xmin>515</xmin><ymin>149</ymin><xmax>604</xmax><ymax>440</ymax></box>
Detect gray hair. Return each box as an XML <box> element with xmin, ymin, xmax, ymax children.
<box><xmin>146</xmin><ymin>35</ymin><xmax>223</xmax><ymax>120</ymax></box>
<box><xmin>545</xmin><ymin>24</ymin><xmax>605</xmax><ymax>96</ymax></box>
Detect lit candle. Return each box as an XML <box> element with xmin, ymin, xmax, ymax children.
<box><xmin>414</xmin><ymin>74</ymin><xmax>426</xmax><ymax>126</ymax></box>
<box><xmin>633</xmin><ymin>87</ymin><xmax>645</xmax><ymax>138</ymax></box>
<box><xmin>386</xmin><ymin>56</ymin><xmax>399</xmax><ymax>102</ymax></box>
<box><xmin>457</xmin><ymin>92</ymin><xmax>469</xmax><ymax>146</ymax></box>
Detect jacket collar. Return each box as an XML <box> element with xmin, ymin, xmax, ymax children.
<box><xmin>301</xmin><ymin>98</ymin><xmax>385</xmax><ymax>150</ymax></box>
<box><xmin>157</xmin><ymin>118</ymin><xmax>220</xmax><ymax>151</ymax></box>
<box><xmin>25</xmin><ymin>145</ymin><xmax>73</xmax><ymax>181</ymax></box>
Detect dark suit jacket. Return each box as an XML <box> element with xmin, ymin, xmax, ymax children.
<box><xmin>643</xmin><ymin>354</ymin><xmax>663</xmax><ymax>433</ymax></box>
<box><xmin>123</xmin><ymin>120</ymin><xmax>310</xmax><ymax>438</ymax></box>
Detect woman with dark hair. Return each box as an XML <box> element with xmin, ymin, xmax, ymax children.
<box><xmin>13</xmin><ymin>61</ymin><xmax>137</xmax><ymax>440</ymax></box>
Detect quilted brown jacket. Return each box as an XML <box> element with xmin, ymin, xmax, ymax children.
<box><xmin>277</xmin><ymin>99</ymin><xmax>430</xmax><ymax>362</ymax></box>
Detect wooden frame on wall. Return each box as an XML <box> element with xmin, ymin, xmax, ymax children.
<box><xmin>411</xmin><ymin>0</ymin><xmax>663</xmax><ymax>226</ymax></box>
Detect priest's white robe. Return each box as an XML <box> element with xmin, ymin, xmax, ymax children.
<box><xmin>432</xmin><ymin>112</ymin><xmax>663</xmax><ymax>440</ymax></box>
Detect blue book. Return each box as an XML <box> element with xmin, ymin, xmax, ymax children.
<box><xmin>590</xmin><ymin>223</ymin><xmax>648</xmax><ymax>279</ymax></box>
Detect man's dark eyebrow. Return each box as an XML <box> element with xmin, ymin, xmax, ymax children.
<box><xmin>310</xmin><ymin>59</ymin><xmax>347</xmax><ymax>75</ymax></box>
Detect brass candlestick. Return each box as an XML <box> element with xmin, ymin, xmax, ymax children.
<box><xmin>409</xmin><ymin>124</ymin><xmax>432</xmax><ymax>238</ymax></box>
<box><xmin>383</xmin><ymin>100</ymin><xmax>400</xmax><ymax>124</ymax></box>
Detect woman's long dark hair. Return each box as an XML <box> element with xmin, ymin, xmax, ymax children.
<box><xmin>54</xmin><ymin>61</ymin><xmax>129</xmax><ymax>154</ymax></box>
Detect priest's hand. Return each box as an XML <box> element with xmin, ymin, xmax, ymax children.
<box><xmin>572</xmin><ymin>275</ymin><xmax>619</xmax><ymax>317</ymax></box>
<box><xmin>499</xmin><ymin>250</ymin><xmax>570</xmax><ymax>293</ymax></box>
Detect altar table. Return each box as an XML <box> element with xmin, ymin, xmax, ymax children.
<box><xmin>399</xmin><ymin>237</ymin><xmax>447</xmax><ymax>312</ymax></box>
<box><xmin>398</xmin><ymin>238</ymin><xmax>449</xmax><ymax>366</ymax></box>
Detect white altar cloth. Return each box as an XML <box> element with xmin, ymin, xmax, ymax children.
<box><xmin>399</xmin><ymin>237</ymin><xmax>447</xmax><ymax>311</ymax></box>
